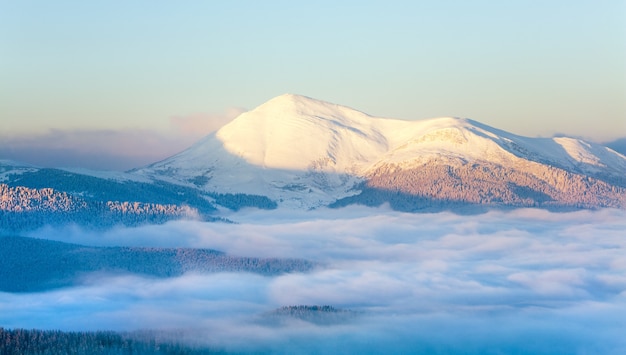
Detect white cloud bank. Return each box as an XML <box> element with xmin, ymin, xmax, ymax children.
<box><xmin>4</xmin><ymin>207</ymin><xmax>626</xmax><ymax>353</ymax></box>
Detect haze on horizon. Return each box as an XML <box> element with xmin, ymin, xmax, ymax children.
<box><xmin>1</xmin><ymin>1</ymin><xmax>625</xmax><ymax>170</ymax></box>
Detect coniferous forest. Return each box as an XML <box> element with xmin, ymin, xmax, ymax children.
<box><xmin>0</xmin><ymin>327</ymin><xmax>220</xmax><ymax>355</ymax></box>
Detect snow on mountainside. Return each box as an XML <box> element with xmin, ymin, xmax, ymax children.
<box><xmin>376</xmin><ymin>117</ymin><xmax>626</xmax><ymax>178</ymax></box>
<box><xmin>217</xmin><ymin>94</ymin><xmax>390</xmax><ymax>171</ymax></box>
<box><xmin>136</xmin><ymin>94</ymin><xmax>626</xmax><ymax>210</ymax></box>
<box><xmin>136</xmin><ymin>94</ymin><xmax>396</xmax><ymax>208</ymax></box>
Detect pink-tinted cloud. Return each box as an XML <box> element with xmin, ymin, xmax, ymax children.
<box><xmin>0</xmin><ymin>108</ymin><xmax>245</xmax><ymax>171</ymax></box>
<box><xmin>0</xmin><ymin>129</ymin><xmax>187</xmax><ymax>171</ymax></box>
<box><xmin>169</xmin><ymin>107</ymin><xmax>246</xmax><ymax>138</ymax></box>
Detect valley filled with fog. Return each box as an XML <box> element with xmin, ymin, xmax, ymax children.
<box><xmin>3</xmin><ymin>206</ymin><xmax>625</xmax><ymax>354</ymax></box>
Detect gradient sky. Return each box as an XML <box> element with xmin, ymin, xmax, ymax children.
<box><xmin>1</xmin><ymin>1</ymin><xmax>625</xmax><ymax>170</ymax></box>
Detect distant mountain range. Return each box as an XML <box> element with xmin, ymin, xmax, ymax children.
<box><xmin>2</xmin><ymin>94</ymin><xmax>625</xmax><ymax>230</ymax></box>
<box><xmin>606</xmin><ymin>137</ymin><xmax>626</xmax><ymax>156</ymax></box>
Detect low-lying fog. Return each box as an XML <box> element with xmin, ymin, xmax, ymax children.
<box><xmin>3</xmin><ymin>207</ymin><xmax>625</xmax><ymax>354</ymax></box>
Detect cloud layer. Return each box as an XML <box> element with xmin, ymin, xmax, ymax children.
<box><xmin>0</xmin><ymin>108</ymin><xmax>244</xmax><ymax>171</ymax></box>
<box><xmin>4</xmin><ymin>207</ymin><xmax>626</xmax><ymax>353</ymax></box>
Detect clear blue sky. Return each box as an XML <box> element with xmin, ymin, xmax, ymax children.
<box><xmin>1</xmin><ymin>1</ymin><xmax>625</xmax><ymax>169</ymax></box>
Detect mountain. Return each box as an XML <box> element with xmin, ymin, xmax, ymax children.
<box><xmin>137</xmin><ymin>94</ymin><xmax>626</xmax><ymax>210</ymax></box>
<box><xmin>2</xmin><ymin>94</ymin><xmax>625</xmax><ymax>228</ymax></box>
<box><xmin>134</xmin><ymin>94</ymin><xmax>394</xmax><ymax>208</ymax></box>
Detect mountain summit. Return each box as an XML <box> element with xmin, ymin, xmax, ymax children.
<box><xmin>136</xmin><ymin>94</ymin><xmax>626</xmax><ymax>210</ymax></box>
<box><xmin>215</xmin><ymin>94</ymin><xmax>390</xmax><ymax>171</ymax></box>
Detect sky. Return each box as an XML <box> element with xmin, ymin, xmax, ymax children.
<box><xmin>1</xmin><ymin>1</ymin><xmax>625</xmax><ymax>170</ymax></box>
<box><xmin>4</xmin><ymin>207</ymin><xmax>626</xmax><ymax>353</ymax></box>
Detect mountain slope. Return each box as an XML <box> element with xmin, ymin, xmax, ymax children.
<box><xmin>137</xmin><ymin>94</ymin><xmax>626</xmax><ymax>210</ymax></box>
<box><xmin>1</xmin><ymin>158</ymin><xmax>280</xmax><ymax>230</ymax></box>
<box><xmin>354</xmin><ymin>117</ymin><xmax>626</xmax><ymax>210</ymax></box>
<box><xmin>0</xmin><ymin>162</ymin><xmax>224</xmax><ymax>231</ymax></box>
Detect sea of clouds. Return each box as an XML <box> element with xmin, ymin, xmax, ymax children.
<box><xmin>2</xmin><ymin>206</ymin><xmax>625</xmax><ymax>354</ymax></box>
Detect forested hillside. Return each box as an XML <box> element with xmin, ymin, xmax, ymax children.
<box><xmin>0</xmin><ymin>327</ymin><xmax>215</xmax><ymax>354</ymax></box>
<box><xmin>331</xmin><ymin>159</ymin><xmax>626</xmax><ymax>211</ymax></box>
<box><xmin>0</xmin><ymin>184</ymin><xmax>205</xmax><ymax>231</ymax></box>
<box><xmin>0</xmin><ymin>236</ymin><xmax>316</xmax><ymax>292</ymax></box>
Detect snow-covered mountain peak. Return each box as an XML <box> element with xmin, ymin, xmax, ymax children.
<box><xmin>253</xmin><ymin>93</ymin><xmax>371</xmax><ymax>119</ymax></box>
<box><xmin>133</xmin><ymin>95</ymin><xmax>626</xmax><ymax>210</ymax></box>
<box><xmin>215</xmin><ymin>94</ymin><xmax>389</xmax><ymax>171</ymax></box>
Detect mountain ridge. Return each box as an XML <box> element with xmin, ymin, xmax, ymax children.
<box><xmin>2</xmin><ymin>94</ymin><xmax>625</xmax><ymax>224</ymax></box>
<box><xmin>136</xmin><ymin>94</ymin><xmax>626</xmax><ymax>209</ymax></box>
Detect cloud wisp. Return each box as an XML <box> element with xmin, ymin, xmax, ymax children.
<box><xmin>0</xmin><ymin>108</ymin><xmax>245</xmax><ymax>171</ymax></box>
<box><xmin>5</xmin><ymin>207</ymin><xmax>626</xmax><ymax>353</ymax></box>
